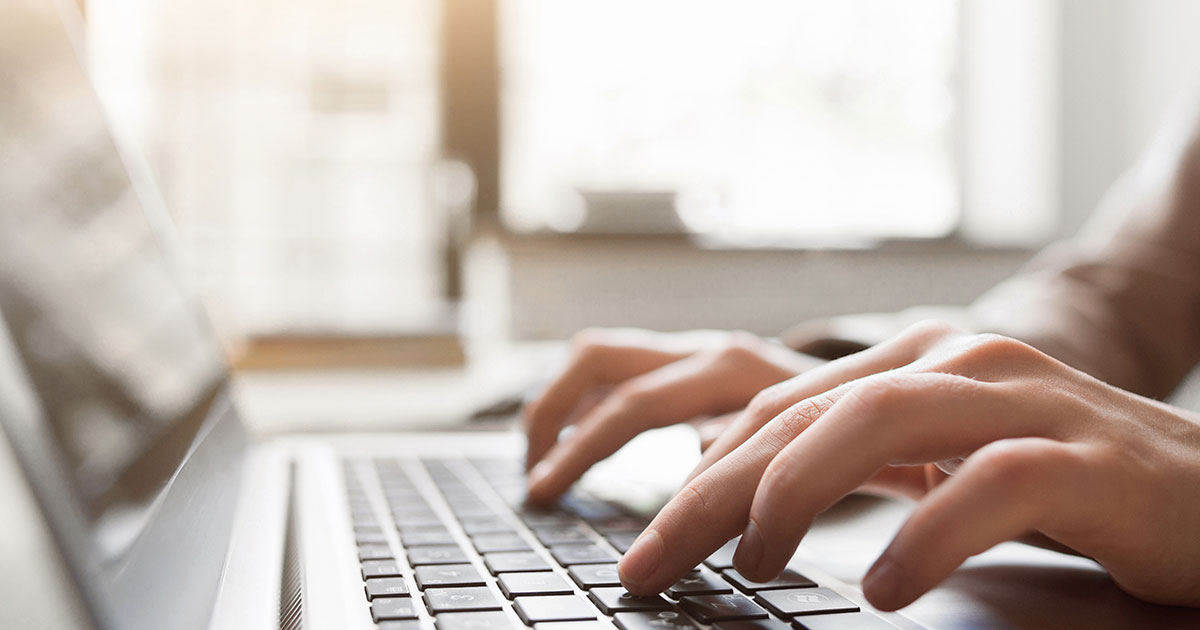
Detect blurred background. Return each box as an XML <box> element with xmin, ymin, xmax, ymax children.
<box><xmin>79</xmin><ymin>0</ymin><xmax>1200</xmax><ymax>365</ymax></box>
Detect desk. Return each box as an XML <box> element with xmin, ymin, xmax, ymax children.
<box><xmin>230</xmin><ymin>342</ymin><xmax>555</xmax><ymax>436</ymax></box>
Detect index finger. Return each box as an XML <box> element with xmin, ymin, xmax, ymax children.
<box><xmin>523</xmin><ymin>332</ymin><xmax>688</xmax><ymax>469</ymax></box>
<box><xmin>615</xmin><ymin>380</ymin><xmax>850</xmax><ymax>594</ymax></box>
<box><xmin>527</xmin><ymin>349</ymin><xmax>767</xmax><ymax>503</ymax></box>
<box><xmin>619</xmin><ymin>371</ymin><xmax>1040</xmax><ymax>595</ymax></box>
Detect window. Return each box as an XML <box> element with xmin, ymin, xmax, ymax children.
<box><xmin>501</xmin><ymin>0</ymin><xmax>960</xmax><ymax>244</ymax></box>
<box><xmin>86</xmin><ymin>0</ymin><xmax>444</xmax><ymax>337</ymax></box>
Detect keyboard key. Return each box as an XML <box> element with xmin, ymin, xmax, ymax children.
<box><xmin>498</xmin><ymin>572</ymin><xmax>575</xmax><ymax>599</ymax></box>
<box><xmin>409</xmin><ymin>545</ymin><xmax>470</xmax><ymax>566</ymax></box>
<box><xmin>753</xmin><ymin>589</ymin><xmax>858</xmax><ymax>617</ymax></box>
<box><xmin>484</xmin><ymin>552</ymin><xmax>553</xmax><ymax>575</ymax></box>
<box><xmin>353</xmin><ymin>516</ymin><xmax>381</xmax><ymax>531</ymax></box>
<box><xmin>535</xmin><ymin>622</ymin><xmax>615</xmax><ymax>630</ymax></box>
<box><xmin>587</xmin><ymin>588</ymin><xmax>671</xmax><ymax>614</ymax></box>
<box><xmin>703</xmin><ymin>538</ymin><xmax>740</xmax><ymax>571</ymax></box>
<box><xmin>462</xmin><ymin>517</ymin><xmax>516</xmax><ymax>536</ymax></box>
<box><xmin>399</xmin><ymin>521</ymin><xmax>451</xmax><ymax>534</ymax></box>
<box><xmin>518</xmin><ymin>509</ymin><xmax>581</xmax><ymax>528</ymax></box>
<box><xmin>440</xmin><ymin>486</ymin><xmax>481</xmax><ymax>500</ymax></box>
<box><xmin>386</xmin><ymin>493</ymin><xmax>428</xmax><ymax>507</ymax></box>
<box><xmin>451</xmin><ymin>503</ymin><xmax>498</xmax><ymax>519</ymax></box>
<box><xmin>678</xmin><ymin>593</ymin><xmax>769</xmax><ymax>623</ymax></box>
<box><xmin>396</xmin><ymin>515</ymin><xmax>446</xmax><ymax>529</ymax></box>
<box><xmin>561</xmin><ymin>496</ymin><xmax>622</xmax><ymax>522</ymax></box>
<box><xmin>403</xmin><ymin>528</ymin><xmax>459</xmax><ymax>547</ymax></box>
<box><xmin>386</xmin><ymin>498</ymin><xmax>428</xmax><ymax>513</ymax></box>
<box><xmin>514</xmin><ymin>595</ymin><xmax>598</xmax><ymax>624</ymax></box>
<box><xmin>473</xmin><ymin>533</ymin><xmax>533</xmax><ymax>553</ymax></box>
<box><xmin>722</xmin><ymin>569</ymin><xmax>816</xmax><ymax>593</ymax></box>
<box><xmin>533</xmin><ymin>525</ymin><xmax>592</xmax><ymax>545</ymax></box>
<box><xmin>614</xmin><ymin>611</ymin><xmax>700</xmax><ymax>630</ymax></box>
<box><xmin>382</xmin><ymin>485</ymin><xmax>423</xmax><ymax>498</ymax></box>
<box><xmin>551</xmin><ymin>544</ymin><xmax>619</xmax><ymax>566</ymax></box>
<box><xmin>444</xmin><ymin>494</ymin><xmax>485</xmax><ymax>507</ymax></box>
<box><xmin>366</xmin><ymin>577</ymin><xmax>412</xmax><ymax>600</ymax></box>
<box><xmin>359</xmin><ymin>544</ymin><xmax>394</xmax><ymax>561</ymax></box>
<box><xmin>425</xmin><ymin>587</ymin><xmax>504</xmax><ymax>613</ymax></box>
<box><xmin>415</xmin><ymin>564</ymin><xmax>487</xmax><ymax>588</ymax></box>
<box><xmin>567</xmin><ymin>564</ymin><xmax>622</xmax><ymax>589</ymax></box>
<box><xmin>372</xmin><ymin>597</ymin><xmax>420</xmax><ymax>621</ymax></box>
<box><xmin>379</xmin><ymin>621</ymin><xmax>426</xmax><ymax>630</ymax></box>
<box><xmin>604</xmin><ymin>532</ymin><xmax>639</xmax><ymax>554</ymax></box>
<box><xmin>713</xmin><ymin>619</ymin><xmax>793</xmax><ymax>630</ymax></box>
<box><xmin>350</xmin><ymin>506</ymin><xmax>378</xmax><ymax>522</ymax></box>
<box><xmin>791</xmin><ymin>612</ymin><xmax>895</xmax><ymax>630</ymax></box>
<box><xmin>666</xmin><ymin>568</ymin><xmax>733</xmax><ymax>598</ymax></box>
<box><xmin>363</xmin><ymin>559</ymin><xmax>405</xmax><ymax>579</ymax></box>
<box><xmin>437</xmin><ymin>611</ymin><xmax>519</xmax><ymax>630</ymax></box>
<box><xmin>356</xmin><ymin>530</ymin><xmax>390</xmax><ymax>545</ymax></box>
<box><xmin>393</xmin><ymin>506</ymin><xmax>440</xmax><ymax>521</ymax></box>
<box><xmin>591</xmin><ymin>517</ymin><xmax>647</xmax><ymax>534</ymax></box>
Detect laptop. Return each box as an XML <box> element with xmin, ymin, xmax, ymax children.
<box><xmin>3</xmin><ymin>2</ymin><xmax>1200</xmax><ymax>630</ymax></box>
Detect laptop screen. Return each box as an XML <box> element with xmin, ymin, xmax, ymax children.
<box><xmin>0</xmin><ymin>0</ymin><xmax>229</xmax><ymax>562</ymax></box>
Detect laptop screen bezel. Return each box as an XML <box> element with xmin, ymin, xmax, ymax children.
<box><xmin>0</xmin><ymin>314</ymin><xmax>250</xmax><ymax>630</ymax></box>
<box><xmin>0</xmin><ymin>1</ymin><xmax>251</xmax><ymax>628</ymax></box>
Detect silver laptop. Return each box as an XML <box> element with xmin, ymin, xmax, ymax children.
<box><xmin>3</xmin><ymin>2</ymin><xmax>1200</xmax><ymax>630</ymax></box>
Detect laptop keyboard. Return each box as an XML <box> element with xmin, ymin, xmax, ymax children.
<box><xmin>341</xmin><ymin>457</ymin><xmax>896</xmax><ymax>630</ymax></box>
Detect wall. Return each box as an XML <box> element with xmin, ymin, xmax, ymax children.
<box><xmin>498</xmin><ymin>237</ymin><xmax>1029</xmax><ymax>339</ymax></box>
<box><xmin>496</xmin><ymin>0</ymin><xmax>1200</xmax><ymax>340</ymax></box>
<box><xmin>1059</xmin><ymin>0</ymin><xmax>1200</xmax><ymax>234</ymax></box>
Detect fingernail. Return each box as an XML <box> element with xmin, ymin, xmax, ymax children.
<box><xmin>619</xmin><ymin>529</ymin><xmax>663</xmax><ymax>586</ymax></box>
<box><xmin>863</xmin><ymin>557</ymin><xmax>903</xmax><ymax>610</ymax></box>
<box><xmin>527</xmin><ymin>461</ymin><xmax>552</xmax><ymax>491</ymax></box>
<box><xmin>734</xmin><ymin>520</ymin><xmax>764</xmax><ymax>576</ymax></box>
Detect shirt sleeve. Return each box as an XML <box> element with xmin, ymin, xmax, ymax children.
<box><xmin>783</xmin><ymin>103</ymin><xmax>1200</xmax><ymax>400</ymax></box>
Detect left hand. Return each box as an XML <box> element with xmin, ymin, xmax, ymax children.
<box><xmin>615</xmin><ymin>321</ymin><xmax>1200</xmax><ymax>611</ymax></box>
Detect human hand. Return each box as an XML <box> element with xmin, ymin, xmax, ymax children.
<box><xmin>523</xmin><ymin>328</ymin><xmax>822</xmax><ymax>504</ymax></box>
<box><xmin>616</xmin><ymin>321</ymin><xmax>1200</xmax><ymax>611</ymax></box>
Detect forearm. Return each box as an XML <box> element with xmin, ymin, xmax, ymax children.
<box><xmin>970</xmin><ymin>113</ymin><xmax>1200</xmax><ymax>398</ymax></box>
<box><xmin>785</xmin><ymin>103</ymin><xmax>1200</xmax><ymax>399</ymax></box>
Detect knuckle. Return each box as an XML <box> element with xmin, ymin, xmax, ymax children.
<box><xmin>569</xmin><ymin>327</ymin><xmax>610</xmax><ymax>355</ymax></box>
<box><xmin>759</xmin><ymin>455</ymin><xmax>799</xmax><ymax>504</ymax></box>
<box><xmin>675</xmin><ymin>479</ymin><xmax>714</xmax><ymax>516</ymax></box>
<box><xmin>956</xmin><ymin>333</ymin><xmax>1042</xmax><ymax>367</ymax></box>
<box><xmin>608</xmin><ymin>383</ymin><xmax>651</xmax><ymax>417</ymax></box>
<box><xmin>970</xmin><ymin>440</ymin><xmax>1049</xmax><ymax>490</ymax></box>
<box><xmin>841</xmin><ymin>373</ymin><xmax>917</xmax><ymax>417</ymax></box>
<box><xmin>746</xmin><ymin>384</ymin><xmax>787</xmax><ymax>420</ymax></box>
<box><xmin>900</xmin><ymin>319</ymin><xmax>963</xmax><ymax>346</ymax></box>
<box><xmin>766</xmin><ymin>394</ymin><xmax>834</xmax><ymax>446</ymax></box>
<box><xmin>712</xmin><ymin>331</ymin><xmax>767</xmax><ymax>363</ymax></box>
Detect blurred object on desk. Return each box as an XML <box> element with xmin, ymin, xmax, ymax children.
<box><xmin>564</xmin><ymin>190</ymin><xmax>687</xmax><ymax>235</ymax></box>
<box><xmin>229</xmin><ymin>331</ymin><xmax>465</xmax><ymax>371</ymax></box>
<box><xmin>227</xmin><ymin>303</ymin><xmax>465</xmax><ymax>370</ymax></box>
<box><xmin>231</xmin><ymin>342</ymin><xmax>556</xmax><ymax>435</ymax></box>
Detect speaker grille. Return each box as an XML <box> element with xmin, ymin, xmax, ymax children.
<box><xmin>279</xmin><ymin>465</ymin><xmax>303</xmax><ymax>630</ymax></box>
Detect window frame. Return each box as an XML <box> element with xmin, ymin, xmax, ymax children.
<box><xmin>449</xmin><ymin>0</ymin><xmax>1063</xmax><ymax>251</ymax></box>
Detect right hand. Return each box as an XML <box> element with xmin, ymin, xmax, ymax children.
<box><xmin>523</xmin><ymin>328</ymin><xmax>822</xmax><ymax>504</ymax></box>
